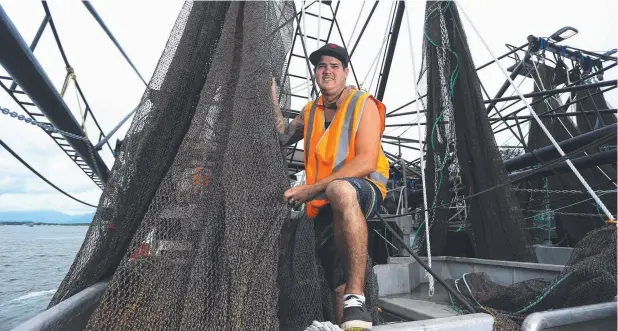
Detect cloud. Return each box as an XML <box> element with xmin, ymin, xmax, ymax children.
<box><xmin>0</xmin><ymin>1</ymin><xmax>182</xmax><ymax>214</ymax></box>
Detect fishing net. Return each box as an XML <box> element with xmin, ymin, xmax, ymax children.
<box><xmin>49</xmin><ymin>1</ymin><xmax>233</xmax><ymax>307</ymax></box>
<box><xmin>447</xmin><ymin>224</ymin><xmax>617</xmax><ymax>330</ymax></box>
<box><xmin>570</xmin><ymin>78</ymin><xmax>618</xmax><ymax>219</ymax></box>
<box><xmin>415</xmin><ymin>1</ymin><xmax>534</xmax><ymax>262</ymax></box>
<box><xmin>277</xmin><ymin>215</ymin><xmax>381</xmax><ymax>330</ymax></box>
<box><xmin>516</xmin><ymin>63</ymin><xmax>616</xmax><ymax>245</ymax></box>
<box><xmin>44</xmin><ymin>2</ymin><xmax>328</xmax><ymax>330</ymax></box>
<box><xmin>47</xmin><ymin>2</ymin><xmax>382</xmax><ymax>330</ymax></box>
<box><xmin>571</xmin><ymin>82</ymin><xmax>617</xmax><ymax>134</ymax></box>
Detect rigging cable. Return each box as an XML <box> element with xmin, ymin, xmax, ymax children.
<box><xmin>1</xmin><ymin>106</ymin><xmax>104</xmax><ymax>191</ymax></box>
<box><xmin>317</xmin><ymin>0</ymin><xmax>322</xmax><ymax>50</ymax></box>
<box><xmin>302</xmin><ymin>0</ymin><xmax>310</xmax><ymax>99</ymax></box>
<box><xmin>345</xmin><ymin>1</ymin><xmax>365</xmax><ymax>49</ymax></box>
<box><xmin>404</xmin><ymin>0</ymin><xmax>433</xmax><ymax>297</ymax></box>
<box><xmin>43</xmin><ymin>1</ymin><xmax>87</xmax><ymax>137</ymax></box>
<box><xmin>367</xmin><ymin>13</ymin><xmax>393</xmax><ymax>92</ymax></box>
<box><xmin>81</xmin><ymin>1</ymin><xmax>148</xmax><ymax>86</ymax></box>
<box><xmin>41</xmin><ymin>2</ymin><xmax>114</xmax><ymax>153</ymax></box>
<box><xmin>0</xmin><ymin>137</ymin><xmax>97</xmax><ymax>208</ymax></box>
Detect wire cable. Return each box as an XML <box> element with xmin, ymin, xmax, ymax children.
<box><xmin>0</xmin><ymin>138</ymin><xmax>97</xmax><ymax>208</ymax></box>
<box><xmin>404</xmin><ymin>0</ymin><xmax>434</xmax><ymax>297</ymax></box>
<box><xmin>375</xmin><ymin>212</ymin><xmax>476</xmax><ymax>313</ymax></box>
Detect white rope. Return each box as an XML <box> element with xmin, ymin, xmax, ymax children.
<box><xmin>346</xmin><ymin>1</ymin><xmax>366</xmax><ymax>50</ymax></box>
<box><xmin>457</xmin><ymin>2</ymin><xmax>615</xmax><ymax>221</ymax></box>
<box><xmin>404</xmin><ymin>0</ymin><xmax>434</xmax><ymax>297</ymax></box>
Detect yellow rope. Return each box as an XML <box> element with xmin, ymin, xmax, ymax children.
<box><xmin>60</xmin><ymin>67</ymin><xmax>89</xmax><ymax>138</ymax></box>
<box><xmin>72</xmin><ymin>75</ymin><xmax>88</xmax><ymax>138</ymax></box>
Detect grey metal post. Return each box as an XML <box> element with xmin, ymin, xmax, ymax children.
<box><xmin>400</xmin><ymin>158</ymin><xmax>408</xmax><ymax>213</ymax></box>
<box><xmin>94</xmin><ymin>106</ymin><xmax>138</xmax><ymax>150</ymax></box>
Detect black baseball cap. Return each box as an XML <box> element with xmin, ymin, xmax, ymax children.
<box><xmin>309</xmin><ymin>43</ymin><xmax>349</xmax><ymax>68</ymax></box>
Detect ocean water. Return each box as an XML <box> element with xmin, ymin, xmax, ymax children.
<box><xmin>0</xmin><ymin>225</ymin><xmax>88</xmax><ymax>331</ymax></box>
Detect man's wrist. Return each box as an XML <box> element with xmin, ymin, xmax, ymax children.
<box><xmin>313</xmin><ymin>180</ymin><xmax>329</xmax><ymax>193</ymax></box>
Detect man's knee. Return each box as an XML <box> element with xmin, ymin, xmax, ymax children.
<box><xmin>325</xmin><ymin>180</ymin><xmax>358</xmax><ymax>209</ymax></box>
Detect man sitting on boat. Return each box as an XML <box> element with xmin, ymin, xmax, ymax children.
<box><xmin>273</xmin><ymin>43</ymin><xmax>390</xmax><ymax>331</ymax></box>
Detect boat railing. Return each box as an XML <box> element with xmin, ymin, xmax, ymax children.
<box><xmin>11</xmin><ymin>280</ymin><xmax>109</xmax><ymax>331</ymax></box>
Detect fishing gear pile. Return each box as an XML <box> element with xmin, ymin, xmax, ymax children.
<box><xmin>447</xmin><ymin>225</ymin><xmax>617</xmax><ymax>330</ymax></box>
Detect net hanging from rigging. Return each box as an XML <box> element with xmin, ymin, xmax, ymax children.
<box><xmin>44</xmin><ymin>2</ymin><xmax>333</xmax><ymax>330</ymax></box>
<box><xmin>430</xmin><ymin>6</ymin><xmax>618</xmax><ymax>329</ymax></box>
<box><xmin>414</xmin><ymin>1</ymin><xmax>534</xmax><ymax>262</ymax></box>
<box><xmin>517</xmin><ymin>62</ymin><xmax>616</xmax><ymax>245</ymax></box>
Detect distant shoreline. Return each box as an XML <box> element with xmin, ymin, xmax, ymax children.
<box><xmin>0</xmin><ymin>222</ymin><xmax>90</xmax><ymax>226</ymax></box>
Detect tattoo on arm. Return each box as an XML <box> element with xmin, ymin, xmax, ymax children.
<box><xmin>272</xmin><ymin>78</ymin><xmax>305</xmax><ymax>146</ymax></box>
<box><xmin>278</xmin><ymin>111</ymin><xmax>305</xmax><ymax>147</ymax></box>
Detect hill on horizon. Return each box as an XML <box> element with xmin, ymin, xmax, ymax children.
<box><xmin>0</xmin><ymin>211</ymin><xmax>95</xmax><ymax>223</ymax></box>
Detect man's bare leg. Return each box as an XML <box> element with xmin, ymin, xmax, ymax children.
<box><xmin>326</xmin><ymin>180</ymin><xmax>371</xmax><ymax>329</ymax></box>
<box><xmin>327</xmin><ymin>180</ymin><xmax>367</xmax><ymax>295</ymax></box>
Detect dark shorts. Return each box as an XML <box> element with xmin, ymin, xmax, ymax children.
<box><xmin>313</xmin><ymin>177</ymin><xmax>383</xmax><ymax>290</ymax></box>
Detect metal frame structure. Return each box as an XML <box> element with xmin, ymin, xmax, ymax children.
<box><xmin>0</xmin><ymin>5</ymin><xmax>110</xmax><ymax>187</ymax></box>
<box><xmin>0</xmin><ymin>1</ymin><xmax>615</xmax><ymax>249</ymax></box>
<box><xmin>0</xmin><ymin>2</ymin><xmax>148</xmax><ymax>189</ymax></box>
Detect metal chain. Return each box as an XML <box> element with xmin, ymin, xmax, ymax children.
<box><xmin>437</xmin><ymin>4</ymin><xmax>462</xmax><ymax>198</ymax></box>
<box><xmin>0</xmin><ymin>106</ymin><xmax>103</xmax><ymax>183</ymax></box>
<box><xmin>513</xmin><ymin>188</ymin><xmax>617</xmax><ymax>195</ymax></box>
<box><xmin>525</xmin><ymin>210</ymin><xmax>607</xmax><ymax>218</ymax></box>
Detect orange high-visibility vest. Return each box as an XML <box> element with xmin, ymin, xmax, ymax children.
<box><xmin>303</xmin><ymin>88</ymin><xmax>390</xmax><ymax>219</ymax></box>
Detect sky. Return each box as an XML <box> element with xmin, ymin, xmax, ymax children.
<box><xmin>0</xmin><ymin>0</ymin><xmax>616</xmax><ymax>215</ymax></box>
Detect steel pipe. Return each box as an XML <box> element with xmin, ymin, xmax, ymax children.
<box><xmin>12</xmin><ymin>280</ymin><xmax>109</xmax><ymax>331</ymax></box>
<box><xmin>484</xmin><ymin>80</ymin><xmax>617</xmax><ymax>104</ymax></box>
<box><xmin>504</xmin><ymin>124</ymin><xmax>617</xmax><ymax>172</ymax></box>
<box><xmin>521</xmin><ymin>301</ymin><xmax>617</xmax><ymax>331</ymax></box>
